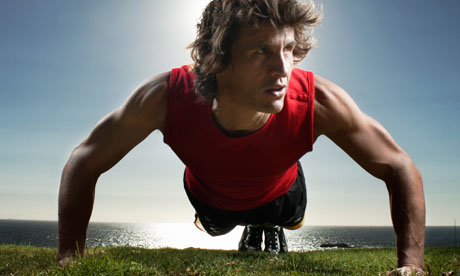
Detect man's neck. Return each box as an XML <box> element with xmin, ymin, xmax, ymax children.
<box><xmin>211</xmin><ymin>98</ymin><xmax>271</xmax><ymax>135</ymax></box>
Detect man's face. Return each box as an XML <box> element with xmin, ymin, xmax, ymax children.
<box><xmin>217</xmin><ymin>23</ymin><xmax>296</xmax><ymax>114</ymax></box>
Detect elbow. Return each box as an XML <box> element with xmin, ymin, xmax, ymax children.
<box><xmin>64</xmin><ymin>145</ymin><xmax>100</xmax><ymax>177</ymax></box>
<box><xmin>60</xmin><ymin>145</ymin><xmax>100</xmax><ymax>192</ymax></box>
<box><xmin>383</xmin><ymin>152</ymin><xmax>422</xmax><ymax>194</ymax></box>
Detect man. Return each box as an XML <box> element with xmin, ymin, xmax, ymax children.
<box><xmin>58</xmin><ymin>0</ymin><xmax>425</xmax><ymax>274</ymax></box>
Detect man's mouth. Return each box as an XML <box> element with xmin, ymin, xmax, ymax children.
<box><xmin>264</xmin><ymin>85</ymin><xmax>286</xmax><ymax>97</ymax></box>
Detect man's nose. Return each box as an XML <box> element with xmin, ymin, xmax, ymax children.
<box><xmin>269</xmin><ymin>52</ymin><xmax>289</xmax><ymax>78</ymax></box>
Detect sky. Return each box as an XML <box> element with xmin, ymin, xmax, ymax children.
<box><xmin>1</xmin><ymin>0</ymin><xmax>459</xmax><ymax>226</ymax></box>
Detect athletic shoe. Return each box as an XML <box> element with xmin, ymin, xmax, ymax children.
<box><xmin>263</xmin><ymin>225</ymin><xmax>288</xmax><ymax>253</ymax></box>
<box><xmin>238</xmin><ymin>225</ymin><xmax>263</xmax><ymax>251</ymax></box>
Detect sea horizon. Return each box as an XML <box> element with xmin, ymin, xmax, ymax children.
<box><xmin>1</xmin><ymin>219</ymin><xmax>457</xmax><ymax>251</ymax></box>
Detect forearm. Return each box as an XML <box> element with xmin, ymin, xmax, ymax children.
<box><xmin>387</xmin><ymin>161</ymin><xmax>425</xmax><ymax>270</ymax></box>
<box><xmin>58</xmin><ymin>155</ymin><xmax>99</xmax><ymax>260</ymax></box>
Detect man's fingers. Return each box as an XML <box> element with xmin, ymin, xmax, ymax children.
<box><xmin>58</xmin><ymin>256</ymin><xmax>76</xmax><ymax>267</ymax></box>
<box><xmin>386</xmin><ymin>266</ymin><xmax>425</xmax><ymax>276</ymax></box>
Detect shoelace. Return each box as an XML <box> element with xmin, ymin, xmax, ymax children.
<box><xmin>246</xmin><ymin>226</ymin><xmax>263</xmax><ymax>246</ymax></box>
<box><xmin>265</xmin><ymin>228</ymin><xmax>280</xmax><ymax>251</ymax></box>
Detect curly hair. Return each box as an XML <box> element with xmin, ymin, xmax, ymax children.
<box><xmin>188</xmin><ymin>0</ymin><xmax>322</xmax><ymax>101</ymax></box>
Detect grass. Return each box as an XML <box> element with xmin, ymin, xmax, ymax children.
<box><xmin>0</xmin><ymin>245</ymin><xmax>459</xmax><ymax>275</ymax></box>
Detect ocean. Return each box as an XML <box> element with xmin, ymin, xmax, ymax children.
<box><xmin>0</xmin><ymin>220</ymin><xmax>457</xmax><ymax>251</ymax></box>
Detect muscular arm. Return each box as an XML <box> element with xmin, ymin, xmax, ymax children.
<box><xmin>58</xmin><ymin>72</ymin><xmax>170</xmax><ymax>262</ymax></box>
<box><xmin>313</xmin><ymin>75</ymin><xmax>425</xmax><ymax>271</ymax></box>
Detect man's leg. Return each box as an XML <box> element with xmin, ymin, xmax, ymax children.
<box><xmin>184</xmin><ymin>176</ymin><xmax>264</xmax><ymax>249</ymax></box>
<box><xmin>193</xmin><ymin>212</ymin><xmax>237</xmax><ymax>236</ymax></box>
<box><xmin>184</xmin><ymin>183</ymin><xmax>238</xmax><ymax>236</ymax></box>
<box><xmin>238</xmin><ymin>161</ymin><xmax>307</xmax><ymax>253</ymax></box>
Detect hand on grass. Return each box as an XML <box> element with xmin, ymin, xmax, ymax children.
<box><xmin>386</xmin><ymin>266</ymin><xmax>425</xmax><ymax>275</ymax></box>
<box><xmin>57</xmin><ymin>254</ymin><xmax>77</xmax><ymax>267</ymax></box>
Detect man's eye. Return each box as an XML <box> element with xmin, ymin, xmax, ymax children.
<box><xmin>256</xmin><ymin>48</ymin><xmax>266</xmax><ymax>54</ymax></box>
<box><xmin>284</xmin><ymin>45</ymin><xmax>295</xmax><ymax>52</ymax></box>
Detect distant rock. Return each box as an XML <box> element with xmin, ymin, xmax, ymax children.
<box><xmin>320</xmin><ymin>243</ymin><xmax>351</xmax><ymax>248</ymax></box>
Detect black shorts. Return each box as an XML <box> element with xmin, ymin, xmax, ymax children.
<box><xmin>184</xmin><ymin>161</ymin><xmax>307</xmax><ymax>236</ymax></box>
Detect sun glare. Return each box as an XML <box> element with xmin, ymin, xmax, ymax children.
<box><xmin>187</xmin><ymin>0</ymin><xmax>210</xmax><ymax>23</ymax></box>
<box><xmin>142</xmin><ymin>223</ymin><xmax>243</xmax><ymax>250</ymax></box>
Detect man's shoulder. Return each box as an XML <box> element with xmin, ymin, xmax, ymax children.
<box><xmin>313</xmin><ymin>74</ymin><xmax>363</xmax><ymax>136</ymax></box>
<box><xmin>134</xmin><ymin>71</ymin><xmax>170</xmax><ymax>103</ymax></box>
<box><xmin>119</xmin><ymin>71</ymin><xmax>170</xmax><ymax>131</ymax></box>
<box><xmin>313</xmin><ymin>75</ymin><xmax>351</xmax><ymax>110</ymax></box>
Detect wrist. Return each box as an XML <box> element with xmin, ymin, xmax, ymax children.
<box><xmin>58</xmin><ymin>237</ymin><xmax>86</xmax><ymax>260</ymax></box>
<box><xmin>397</xmin><ymin>243</ymin><xmax>425</xmax><ymax>272</ymax></box>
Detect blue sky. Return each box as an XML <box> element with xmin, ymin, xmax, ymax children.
<box><xmin>1</xmin><ymin>0</ymin><xmax>459</xmax><ymax>226</ymax></box>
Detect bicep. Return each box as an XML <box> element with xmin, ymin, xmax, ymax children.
<box><xmin>327</xmin><ymin>113</ymin><xmax>408</xmax><ymax>181</ymax></box>
<box><xmin>314</xmin><ymin>75</ymin><xmax>408</xmax><ymax>181</ymax></box>
<box><xmin>75</xmin><ymin>110</ymin><xmax>145</xmax><ymax>174</ymax></box>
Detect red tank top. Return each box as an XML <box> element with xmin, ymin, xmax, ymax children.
<box><xmin>164</xmin><ymin>65</ymin><xmax>315</xmax><ymax>211</ymax></box>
